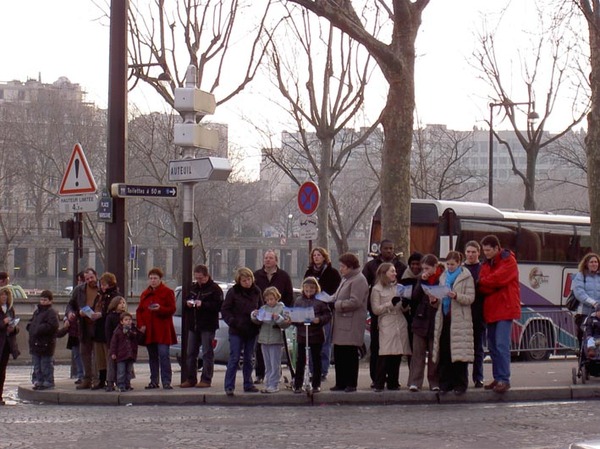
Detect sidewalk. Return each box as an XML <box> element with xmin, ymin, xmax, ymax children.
<box><xmin>15</xmin><ymin>357</ymin><xmax>600</xmax><ymax>406</ymax></box>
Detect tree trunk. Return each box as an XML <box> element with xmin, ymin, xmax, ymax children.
<box><xmin>378</xmin><ymin>16</ymin><xmax>418</xmax><ymax>259</ymax></box>
<box><xmin>587</xmin><ymin>22</ymin><xmax>600</xmax><ymax>251</ymax></box>
<box><xmin>317</xmin><ymin>138</ymin><xmax>333</xmax><ymax>250</ymax></box>
<box><xmin>523</xmin><ymin>148</ymin><xmax>538</xmax><ymax>210</ymax></box>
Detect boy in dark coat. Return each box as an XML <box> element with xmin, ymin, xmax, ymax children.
<box><xmin>110</xmin><ymin>312</ymin><xmax>139</xmax><ymax>392</ymax></box>
<box><xmin>27</xmin><ymin>290</ymin><xmax>59</xmax><ymax>390</ymax></box>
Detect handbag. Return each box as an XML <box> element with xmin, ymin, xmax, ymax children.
<box><xmin>565</xmin><ymin>290</ymin><xmax>579</xmax><ymax>311</ymax></box>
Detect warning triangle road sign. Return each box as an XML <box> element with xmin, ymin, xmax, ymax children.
<box><xmin>59</xmin><ymin>143</ymin><xmax>97</xmax><ymax>195</ymax></box>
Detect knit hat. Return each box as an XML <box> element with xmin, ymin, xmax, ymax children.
<box><xmin>408</xmin><ymin>252</ymin><xmax>423</xmax><ymax>265</ymax></box>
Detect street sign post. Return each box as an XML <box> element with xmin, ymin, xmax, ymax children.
<box><xmin>110</xmin><ymin>184</ymin><xmax>178</xmax><ymax>198</ymax></box>
<box><xmin>97</xmin><ymin>189</ymin><xmax>113</xmax><ymax>223</ymax></box>
<box><xmin>168</xmin><ymin>157</ymin><xmax>232</xmax><ymax>182</ymax></box>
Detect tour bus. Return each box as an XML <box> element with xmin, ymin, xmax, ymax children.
<box><xmin>369</xmin><ymin>199</ymin><xmax>588</xmax><ymax>360</ymax></box>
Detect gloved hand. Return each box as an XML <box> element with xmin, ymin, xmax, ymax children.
<box><xmin>391</xmin><ymin>297</ymin><xmax>401</xmax><ymax>306</ymax></box>
<box><xmin>401</xmin><ymin>297</ymin><xmax>411</xmax><ymax>308</ymax></box>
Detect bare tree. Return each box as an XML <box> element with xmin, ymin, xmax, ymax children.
<box><xmin>283</xmin><ymin>0</ymin><xmax>430</xmax><ymax>257</ymax></box>
<box><xmin>573</xmin><ymin>0</ymin><xmax>600</xmax><ymax>249</ymax></box>
<box><xmin>260</xmin><ymin>7</ymin><xmax>380</xmax><ymax>253</ymax></box>
<box><xmin>411</xmin><ymin>125</ymin><xmax>485</xmax><ymax>200</ymax></box>
<box><xmin>475</xmin><ymin>5</ymin><xmax>587</xmax><ymax>210</ymax></box>
<box><xmin>127</xmin><ymin>0</ymin><xmax>270</xmax><ymax>106</ymax></box>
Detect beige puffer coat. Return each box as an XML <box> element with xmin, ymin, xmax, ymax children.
<box><xmin>332</xmin><ymin>268</ymin><xmax>369</xmax><ymax>347</ymax></box>
<box><xmin>432</xmin><ymin>268</ymin><xmax>475</xmax><ymax>363</ymax></box>
<box><xmin>371</xmin><ymin>283</ymin><xmax>412</xmax><ymax>356</ymax></box>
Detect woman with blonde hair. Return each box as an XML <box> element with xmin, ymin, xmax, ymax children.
<box><xmin>573</xmin><ymin>252</ymin><xmax>600</xmax><ymax>347</ymax></box>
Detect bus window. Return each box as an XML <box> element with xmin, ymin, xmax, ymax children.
<box><xmin>410</xmin><ymin>224</ymin><xmax>437</xmax><ymax>255</ymax></box>
<box><xmin>456</xmin><ymin>220</ymin><xmax>518</xmax><ymax>254</ymax></box>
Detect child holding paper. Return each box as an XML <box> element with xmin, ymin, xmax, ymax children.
<box><xmin>292</xmin><ymin>277</ymin><xmax>332</xmax><ymax>393</ymax></box>
<box><xmin>407</xmin><ymin>254</ymin><xmax>444</xmax><ymax>392</ymax></box>
<box><xmin>431</xmin><ymin>251</ymin><xmax>475</xmax><ymax>395</ymax></box>
<box><xmin>370</xmin><ymin>263</ymin><xmax>411</xmax><ymax>392</ymax></box>
<box><xmin>250</xmin><ymin>287</ymin><xmax>290</xmax><ymax>393</ymax></box>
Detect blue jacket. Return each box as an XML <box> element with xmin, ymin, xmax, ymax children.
<box><xmin>573</xmin><ymin>272</ymin><xmax>600</xmax><ymax>316</ymax></box>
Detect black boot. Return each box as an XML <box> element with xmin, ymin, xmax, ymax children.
<box><xmin>92</xmin><ymin>369</ymin><xmax>107</xmax><ymax>390</ymax></box>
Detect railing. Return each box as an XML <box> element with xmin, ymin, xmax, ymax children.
<box><xmin>508</xmin><ymin>308</ymin><xmax>578</xmax><ymax>361</ymax></box>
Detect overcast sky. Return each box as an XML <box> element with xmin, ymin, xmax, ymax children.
<box><xmin>0</xmin><ymin>1</ymin><xmax>584</xmax><ymax>156</ymax></box>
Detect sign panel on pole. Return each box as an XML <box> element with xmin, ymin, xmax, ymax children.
<box><xmin>59</xmin><ymin>143</ymin><xmax>97</xmax><ymax>195</ymax></box>
<box><xmin>168</xmin><ymin>157</ymin><xmax>232</xmax><ymax>182</ymax></box>
<box><xmin>97</xmin><ymin>189</ymin><xmax>113</xmax><ymax>223</ymax></box>
<box><xmin>297</xmin><ymin>181</ymin><xmax>320</xmax><ymax>215</ymax></box>
<box><xmin>110</xmin><ymin>183</ymin><xmax>178</xmax><ymax>198</ymax></box>
<box><xmin>58</xmin><ymin>193</ymin><xmax>98</xmax><ymax>213</ymax></box>
<box><xmin>298</xmin><ymin>214</ymin><xmax>318</xmax><ymax>240</ymax></box>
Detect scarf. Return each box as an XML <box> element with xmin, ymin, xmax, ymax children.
<box><xmin>442</xmin><ymin>267</ymin><xmax>462</xmax><ymax>316</ymax></box>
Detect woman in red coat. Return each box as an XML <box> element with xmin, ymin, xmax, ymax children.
<box><xmin>136</xmin><ymin>267</ymin><xmax>177</xmax><ymax>390</ymax></box>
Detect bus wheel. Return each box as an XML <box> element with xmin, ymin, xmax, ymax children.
<box><xmin>521</xmin><ymin>324</ymin><xmax>552</xmax><ymax>362</ymax></box>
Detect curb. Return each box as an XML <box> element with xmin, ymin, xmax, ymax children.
<box><xmin>17</xmin><ymin>384</ymin><xmax>600</xmax><ymax>406</ymax></box>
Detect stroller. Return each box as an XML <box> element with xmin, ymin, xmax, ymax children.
<box><xmin>572</xmin><ymin>312</ymin><xmax>600</xmax><ymax>384</ymax></box>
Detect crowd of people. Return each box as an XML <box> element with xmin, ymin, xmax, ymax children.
<box><xmin>3</xmin><ymin>235</ymin><xmax>600</xmax><ymax>402</ymax></box>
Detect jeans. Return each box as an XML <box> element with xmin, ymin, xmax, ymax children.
<box><xmin>71</xmin><ymin>345</ymin><xmax>84</xmax><ymax>380</ymax></box>
<box><xmin>224</xmin><ymin>334</ymin><xmax>256</xmax><ymax>391</ymax></box>
<box><xmin>116</xmin><ymin>360</ymin><xmax>134</xmax><ymax>389</ymax></box>
<box><xmin>146</xmin><ymin>343</ymin><xmax>172</xmax><ymax>386</ymax></box>
<box><xmin>186</xmin><ymin>330</ymin><xmax>215</xmax><ymax>383</ymax></box>
<box><xmin>261</xmin><ymin>343</ymin><xmax>282</xmax><ymax>390</ymax></box>
<box><xmin>31</xmin><ymin>354</ymin><xmax>54</xmax><ymax>387</ymax></box>
<box><xmin>487</xmin><ymin>320</ymin><xmax>512</xmax><ymax>383</ymax></box>
<box><xmin>320</xmin><ymin>321</ymin><xmax>333</xmax><ymax>377</ymax></box>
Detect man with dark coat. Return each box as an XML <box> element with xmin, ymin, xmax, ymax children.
<box><xmin>67</xmin><ymin>268</ymin><xmax>100</xmax><ymax>390</ymax></box>
<box><xmin>362</xmin><ymin>239</ymin><xmax>407</xmax><ymax>386</ymax></box>
<box><xmin>253</xmin><ymin>250</ymin><xmax>294</xmax><ymax>383</ymax></box>
<box><xmin>180</xmin><ymin>265</ymin><xmax>223</xmax><ymax>388</ymax></box>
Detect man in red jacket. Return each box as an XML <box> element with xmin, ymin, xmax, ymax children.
<box><xmin>478</xmin><ymin>235</ymin><xmax>520</xmax><ymax>394</ymax></box>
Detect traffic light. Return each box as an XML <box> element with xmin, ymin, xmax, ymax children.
<box><xmin>59</xmin><ymin>219</ymin><xmax>82</xmax><ymax>240</ymax></box>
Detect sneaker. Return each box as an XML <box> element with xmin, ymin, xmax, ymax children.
<box><xmin>474</xmin><ymin>380</ymin><xmax>484</xmax><ymax>389</ymax></box>
<box><xmin>144</xmin><ymin>383</ymin><xmax>159</xmax><ymax>390</ymax></box>
<box><xmin>163</xmin><ymin>384</ymin><xmax>173</xmax><ymax>390</ymax></box>
<box><xmin>484</xmin><ymin>380</ymin><xmax>498</xmax><ymax>390</ymax></box>
<box><xmin>344</xmin><ymin>386</ymin><xmax>356</xmax><ymax>393</ymax></box>
<box><xmin>244</xmin><ymin>386</ymin><xmax>259</xmax><ymax>393</ymax></box>
<box><xmin>492</xmin><ymin>382</ymin><xmax>510</xmax><ymax>394</ymax></box>
<box><xmin>293</xmin><ymin>387</ymin><xmax>303</xmax><ymax>394</ymax></box>
<box><xmin>196</xmin><ymin>381</ymin><xmax>211</xmax><ymax>388</ymax></box>
<box><xmin>253</xmin><ymin>377</ymin><xmax>264</xmax><ymax>385</ymax></box>
<box><xmin>91</xmin><ymin>381</ymin><xmax>106</xmax><ymax>390</ymax></box>
<box><xmin>409</xmin><ymin>385</ymin><xmax>419</xmax><ymax>392</ymax></box>
<box><xmin>430</xmin><ymin>386</ymin><xmax>440</xmax><ymax>392</ymax></box>
<box><xmin>225</xmin><ymin>389</ymin><xmax>234</xmax><ymax>396</ymax></box>
<box><xmin>119</xmin><ymin>387</ymin><xmax>128</xmax><ymax>393</ymax></box>
<box><xmin>179</xmin><ymin>380</ymin><xmax>197</xmax><ymax>388</ymax></box>
<box><xmin>262</xmin><ymin>387</ymin><xmax>279</xmax><ymax>393</ymax></box>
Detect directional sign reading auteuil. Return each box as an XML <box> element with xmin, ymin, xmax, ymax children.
<box><xmin>110</xmin><ymin>184</ymin><xmax>178</xmax><ymax>198</ymax></box>
<box><xmin>168</xmin><ymin>157</ymin><xmax>232</xmax><ymax>182</ymax></box>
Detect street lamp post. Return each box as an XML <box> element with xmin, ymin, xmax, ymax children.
<box><xmin>488</xmin><ymin>101</ymin><xmax>539</xmax><ymax>206</ymax></box>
